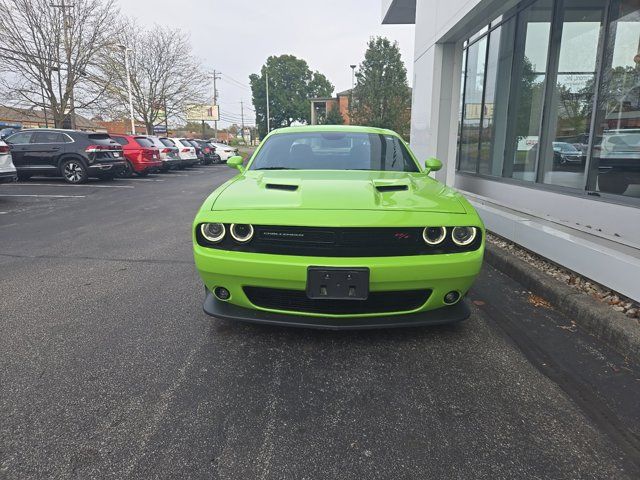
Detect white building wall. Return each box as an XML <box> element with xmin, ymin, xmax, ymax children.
<box><xmin>384</xmin><ymin>0</ymin><xmax>640</xmax><ymax>301</ymax></box>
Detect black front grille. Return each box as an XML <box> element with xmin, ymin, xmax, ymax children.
<box><xmin>196</xmin><ymin>225</ymin><xmax>483</xmax><ymax>257</ymax></box>
<box><xmin>244</xmin><ymin>286</ymin><xmax>431</xmax><ymax>315</ymax></box>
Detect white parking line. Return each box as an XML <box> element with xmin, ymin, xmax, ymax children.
<box><xmin>0</xmin><ymin>194</ymin><xmax>86</xmax><ymax>198</ymax></box>
<box><xmin>4</xmin><ymin>183</ymin><xmax>134</xmax><ymax>189</ymax></box>
<box><xmin>166</xmin><ymin>174</ymin><xmax>190</xmax><ymax>177</ymax></box>
<box><xmin>0</xmin><ymin>211</ymin><xmax>8</xmax><ymax>214</ymax></box>
<box><xmin>118</xmin><ymin>178</ymin><xmax>165</xmax><ymax>182</ymax></box>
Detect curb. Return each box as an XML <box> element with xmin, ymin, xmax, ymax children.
<box><xmin>484</xmin><ymin>242</ymin><xmax>640</xmax><ymax>364</ymax></box>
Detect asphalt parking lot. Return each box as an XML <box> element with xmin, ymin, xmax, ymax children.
<box><xmin>1</xmin><ymin>165</ymin><xmax>639</xmax><ymax>479</ymax></box>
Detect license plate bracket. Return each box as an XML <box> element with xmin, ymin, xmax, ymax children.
<box><xmin>306</xmin><ymin>267</ymin><xmax>369</xmax><ymax>300</ymax></box>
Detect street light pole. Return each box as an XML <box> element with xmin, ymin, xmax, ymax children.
<box><xmin>265</xmin><ymin>72</ymin><xmax>270</xmax><ymax>133</ymax></box>
<box><xmin>350</xmin><ymin>64</ymin><xmax>356</xmax><ymax>89</ymax></box>
<box><xmin>119</xmin><ymin>45</ymin><xmax>135</xmax><ymax>135</ymax></box>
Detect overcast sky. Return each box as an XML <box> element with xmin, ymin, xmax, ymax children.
<box><xmin>114</xmin><ymin>0</ymin><xmax>415</xmax><ymax>127</ymax></box>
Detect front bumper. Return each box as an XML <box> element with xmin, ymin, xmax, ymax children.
<box><xmin>0</xmin><ymin>170</ymin><xmax>17</xmax><ymax>183</ymax></box>
<box><xmin>203</xmin><ymin>289</ymin><xmax>470</xmax><ymax>329</ymax></box>
<box><xmin>194</xmin><ymin>246</ymin><xmax>483</xmax><ymax>324</ymax></box>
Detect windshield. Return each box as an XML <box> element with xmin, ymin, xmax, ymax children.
<box><xmin>250</xmin><ymin>132</ymin><xmax>418</xmax><ymax>172</ymax></box>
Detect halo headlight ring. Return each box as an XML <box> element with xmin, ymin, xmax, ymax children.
<box><xmin>230</xmin><ymin>223</ymin><xmax>254</xmax><ymax>243</ymax></box>
<box><xmin>451</xmin><ymin>226</ymin><xmax>478</xmax><ymax>246</ymax></box>
<box><xmin>423</xmin><ymin>226</ymin><xmax>447</xmax><ymax>245</ymax></box>
<box><xmin>200</xmin><ymin>223</ymin><xmax>226</xmax><ymax>243</ymax></box>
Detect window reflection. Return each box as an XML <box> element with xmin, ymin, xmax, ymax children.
<box><xmin>589</xmin><ymin>0</ymin><xmax>640</xmax><ymax>197</ymax></box>
<box><xmin>504</xmin><ymin>0</ymin><xmax>553</xmax><ymax>182</ymax></box>
<box><xmin>459</xmin><ymin>37</ymin><xmax>487</xmax><ymax>172</ymax></box>
<box><xmin>540</xmin><ymin>2</ymin><xmax>605</xmax><ymax>188</ymax></box>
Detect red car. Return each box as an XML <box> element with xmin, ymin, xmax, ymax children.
<box><xmin>110</xmin><ymin>135</ymin><xmax>162</xmax><ymax>177</ymax></box>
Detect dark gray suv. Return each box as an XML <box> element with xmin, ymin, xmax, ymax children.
<box><xmin>5</xmin><ymin>129</ymin><xmax>126</xmax><ymax>183</ymax></box>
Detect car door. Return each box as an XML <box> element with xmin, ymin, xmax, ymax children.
<box><xmin>28</xmin><ymin>131</ymin><xmax>66</xmax><ymax>171</ymax></box>
<box><xmin>4</xmin><ymin>131</ymin><xmax>34</xmax><ymax>169</ymax></box>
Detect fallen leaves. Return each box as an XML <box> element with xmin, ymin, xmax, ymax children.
<box><xmin>527</xmin><ymin>293</ymin><xmax>553</xmax><ymax>309</ymax></box>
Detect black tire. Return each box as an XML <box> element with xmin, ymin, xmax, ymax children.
<box><xmin>60</xmin><ymin>158</ymin><xmax>88</xmax><ymax>184</ymax></box>
<box><xmin>598</xmin><ymin>172</ymin><xmax>629</xmax><ymax>195</ymax></box>
<box><xmin>116</xmin><ymin>161</ymin><xmax>134</xmax><ymax>178</ymax></box>
<box><xmin>17</xmin><ymin>172</ymin><xmax>32</xmax><ymax>181</ymax></box>
<box><xmin>136</xmin><ymin>170</ymin><xmax>149</xmax><ymax>177</ymax></box>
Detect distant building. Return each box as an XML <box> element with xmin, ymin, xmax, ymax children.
<box><xmin>94</xmin><ymin>119</ymin><xmax>146</xmax><ymax>135</ymax></box>
<box><xmin>310</xmin><ymin>89</ymin><xmax>352</xmax><ymax>125</ymax></box>
<box><xmin>0</xmin><ymin>106</ymin><xmax>104</xmax><ymax>131</ymax></box>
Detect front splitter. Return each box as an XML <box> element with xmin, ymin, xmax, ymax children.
<box><xmin>203</xmin><ymin>290</ymin><xmax>470</xmax><ymax>330</ymax></box>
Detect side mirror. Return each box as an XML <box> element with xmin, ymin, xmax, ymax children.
<box><xmin>424</xmin><ymin>157</ymin><xmax>443</xmax><ymax>174</ymax></box>
<box><xmin>227</xmin><ymin>155</ymin><xmax>244</xmax><ymax>172</ymax></box>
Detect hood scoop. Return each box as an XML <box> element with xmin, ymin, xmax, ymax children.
<box><xmin>266</xmin><ymin>183</ymin><xmax>299</xmax><ymax>191</ymax></box>
<box><xmin>375</xmin><ymin>184</ymin><xmax>408</xmax><ymax>192</ymax></box>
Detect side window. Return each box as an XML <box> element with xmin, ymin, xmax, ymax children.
<box><xmin>112</xmin><ymin>136</ymin><xmax>128</xmax><ymax>146</ymax></box>
<box><xmin>32</xmin><ymin>132</ymin><xmax>65</xmax><ymax>144</ymax></box>
<box><xmin>5</xmin><ymin>132</ymin><xmax>33</xmax><ymax>144</ymax></box>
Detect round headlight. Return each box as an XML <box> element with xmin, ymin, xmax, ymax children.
<box><xmin>200</xmin><ymin>223</ymin><xmax>225</xmax><ymax>243</ymax></box>
<box><xmin>452</xmin><ymin>226</ymin><xmax>477</xmax><ymax>246</ymax></box>
<box><xmin>230</xmin><ymin>223</ymin><xmax>254</xmax><ymax>243</ymax></box>
<box><xmin>423</xmin><ymin>226</ymin><xmax>447</xmax><ymax>245</ymax></box>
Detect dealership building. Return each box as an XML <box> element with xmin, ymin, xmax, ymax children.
<box><xmin>383</xmin><ymin>0</ymin><xmax>640</xmax><ymax>302</ymax></box>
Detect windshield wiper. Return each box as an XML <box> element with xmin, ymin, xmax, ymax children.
<box><xmin>254</xmin><ymin>167</ymin><xmax>298</xmax><ymax>170</ymax></box>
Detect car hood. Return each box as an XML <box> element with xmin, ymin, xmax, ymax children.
<box><xmin>212</xmin><ymin>170</ymin><xmax>467</xmax><ymax>214</ymax></box>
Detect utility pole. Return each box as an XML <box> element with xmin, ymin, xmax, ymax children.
<box><xmin>265</xmin><ymin>72</ymin><xmax>270</xmax><ymax>133</ymax></box>
<box><xmin>240</xmin><ymin>100</ymin><xmax>245</xmax><ymax>145</ymax></box>
<box><xmin>51</xmin><ymin>1</ymin><xmax>75</xmax><ymax>129</ymax></box>
<box><xmin>212</xmin><ymin>70</ymin><xmax>221</xmax><ymax>140</ymax></box>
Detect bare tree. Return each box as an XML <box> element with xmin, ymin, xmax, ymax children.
<box><xmin>0</xmin><ymin>0</ymin><xmax>119</xmax><ymax>127</ymax></box>
<box><xmin>98</xmin><ymin>20</ymin><xmax>211</xmax><ymax>134</ymax></box>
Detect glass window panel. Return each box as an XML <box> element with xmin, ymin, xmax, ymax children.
<box><xmin>479</xmin><ymin>18</ymin><xmax>517</xmax><ymax>176</ymax></box>
<box><xmin>503</xmin><ymin>0</ymin><xmax>553</xmax><ymax>182</ymax></box>
<box><xmin>588</xmin><ymin>0</ymin><xmax>640</xmax><ymax>198</ymax></box>
<box><xmin>539</xmin><ymin>1</ymin><xmax>605</xmax><ymax>189</ymax></box>
<box><xmin>459</xmin><ymin>37</ymin><xmax>487</xmax><ymax>173</ymax></box>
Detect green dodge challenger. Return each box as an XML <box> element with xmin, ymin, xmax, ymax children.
<box><xmin>193</xmin><ymin>125</ymin><xmax>484</xmax><ymax>329</ymax></box>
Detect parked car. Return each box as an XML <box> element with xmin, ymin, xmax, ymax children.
<box><xmin>191</xmin><ymin>139</ymin><xmax>220</xmax><ymax>165</ymax></box>
<box><xmin>210</xmin><ymin>142</ymin><xmax>238</xmax><ymax>162</ymax></box>
<box><xmin>5</xmin><ymin>129</ymin><xmax>125</xmax><ymax>184</ymax></box>
<box><xmin>148</xmin><ymin>136</ymin><xmax>182</xmax><ymax>172</ymax></box>
<box><xmin>0</xmin><ymin>140</ymin><xmax>17</xmax><ymax>184</ymax></box>
<box><xmin>169</xmin><ymin>138</ymin><xmax>199</xmax><ymax>168</ymax></box>
<box><xmin>186</xmin><ymin>139</ymin><xmax>205</xmax><ymax>164</ymax></box>
<box><xmin>595</xmin><ymin>129</ymin><xmax>640</xmax><ymax>194</ymax></box>
<box><xmin>552</xmin><ymin>142</ymin><xmax>584</xmax><ymax>166</ymax></box>
<box><xmin>193</xmin><ymin>125</ymin><xmax>484</xmax><ymax>329</ymax></box>
<box><xmin>110</xmin><ymin>135</ymin><xmax>162</xmax><ymax>177</ymax></box>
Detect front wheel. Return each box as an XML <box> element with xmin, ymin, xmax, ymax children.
<box><xmin>61</xmin><ymin>159</ymin><xmax>88</xmax><ymax>184</ymax></box>
<box><xmin>136</xmin><ymin>170</ymin><xmax>149</xmax><ymax>177</ymax></box>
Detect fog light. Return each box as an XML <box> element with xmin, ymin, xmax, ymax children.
<box><xmin>214</xmin><ymin>287</ymin><xmax>231</xmax><ymax>301</ymax></box>
<box><xmin>444</xmin><ymin>291</ymin><xmax>460</xmax><ymax>305</ymax></box>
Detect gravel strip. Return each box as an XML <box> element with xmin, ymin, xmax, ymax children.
<box><xmin>486</xmin><ymin>233</ymin><xmax>640</xmax><ymax>322</ymax></box>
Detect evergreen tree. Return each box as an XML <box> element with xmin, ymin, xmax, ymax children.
<box><xmin>351</xmin><ymin>37</ymin><xmax>411</xmax><ymax>137</ymax></box>
<box><xmin>323</xmin><ymin>106</ymin><xmax>345</xmax><ymax>125</ymax></box>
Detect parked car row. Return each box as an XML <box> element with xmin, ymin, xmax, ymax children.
<box><xmin>0</xmin><ymin>129</ymin><xmax>229</xmax><ymax>184</ymax></box>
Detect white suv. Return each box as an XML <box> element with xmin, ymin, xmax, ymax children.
<box><xmin>0</xmin><ymin>140</ymin><xmax>17</xmax><ymax>184</ymax></box>
<box><xmin>170</xmin><ymin>138</ymin><xmax>198</xmax><ymax>167</ymax></box>
<box><xmin>210</xmin><ymin>142</ymin><xmax>238</xmax><ymax>162</ymax></box>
